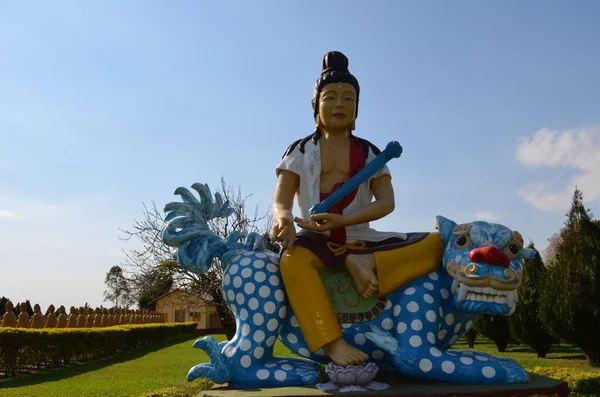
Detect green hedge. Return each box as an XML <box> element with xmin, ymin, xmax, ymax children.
<box><xmin>0</xmin><ymin>323</ymin><xmax>197</xmax><ymax>376</ymax></box>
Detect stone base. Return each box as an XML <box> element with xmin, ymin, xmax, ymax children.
<box><xmin>199</xmin><ymin>372</ymin><xmax>568</xmax><ymax>397</ymax></box>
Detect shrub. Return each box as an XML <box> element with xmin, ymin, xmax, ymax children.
<box><xmin>0</xmin><ymin>322</ymin><xmax>197</xmax><ymax>376</ymax></box>
<box><xmin>138</xmin><ymin>378</ymin><xmax>213</xmax><ymax>397</ymax></box>
<box><xmin>139</xmin><ymin>387</ymin><xmax>189</xmax><ymax>397</ymax></box>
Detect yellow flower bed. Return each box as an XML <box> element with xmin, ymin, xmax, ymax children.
<box><xmin>528</xmin><ymin>366</ymin><xmax>600</xmax><ymax>396</ymax></box>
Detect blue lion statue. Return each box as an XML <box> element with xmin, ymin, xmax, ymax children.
<box><xmin>161</xmin><ymin>182</ymin><xmax>536</xmax><ymax>389</ymax></box>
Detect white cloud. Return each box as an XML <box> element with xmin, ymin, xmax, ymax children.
<box><xmin>516</xmin><ymin>126</ymin><xmax>600</xmax><ymax>211</ymax></box>
<box><xmin>0</xmin><ymin>210</ymin><xmax>17</xmax><ymax>219</ymax></box>
<box><xmin>474</xmin><ymin>212</ymin><xmax>498</xmax><ymax>221</ymax></box>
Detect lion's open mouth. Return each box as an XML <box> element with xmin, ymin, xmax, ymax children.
<box><xmin>451</xmin><ymin>279</ymin><xmax>518</xmax><ymax>315</ymax></box>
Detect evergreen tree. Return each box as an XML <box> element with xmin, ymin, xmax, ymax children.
<box><xmin>540</xmin><ymin>188</ymin><xmax>600</xmax><ymax>366</ymax></box>
<box><xmin>24</xmin><ymin>300</ymin><xmax>34</xmax><ymax>317</ymax></box>
<box><xmin>0</xmin><ymin>296</ymin><xmax>8</xmax><ymax>317</ymax></box>
<box><xmin>507</xmin><ymin>241</ymin><xmax>553</xmax><ymax>357</ymax></box>
<box><xmin>474</xmin><ymin>314</ymin><xmax>510</xmax><ymax>352</ymax></box>
<box><xmin>464</xmin><ymin>328</ymin><xmax>477</xmax><ymax>348</ymax></box>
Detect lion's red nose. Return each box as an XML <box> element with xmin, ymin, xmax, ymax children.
<box><xmin>468</xmin><ymin>246</ymin><xmax>510</xmax><ymax>268</ymax></box>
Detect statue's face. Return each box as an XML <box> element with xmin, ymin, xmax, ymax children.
<box><xmin>316</xmin><ymin>82</ymin><xmax>356</xmax><ymax>131</ymax></box>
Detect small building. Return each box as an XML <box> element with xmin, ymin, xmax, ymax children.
<box><xmin>151</xmin><ymin>289</ymin><xmax>223</xmax><ymax>334</ymax></box>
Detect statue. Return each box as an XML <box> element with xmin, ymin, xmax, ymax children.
<box><xmin>124</xmin><ymin>310</ymin><xmax>131</xmax><ymax>324</ymax></box>
<box><xmin>16</xmin><ymin>302</ymin><xmax>30</xmax><ymax>328</ymax></box>
<box><xmin>271</xmin><ymin>50</ymin><xmax>441</xmax><ymax>367</ymax></box>
<box><xmin>93</xmin><ymin>308</ymin><xmax>102</xmax><ymax>327</ymax></box>
<box><xmin>1</xmin><ymin>301</ymin><xmax>17</xmax><ymax>327</ymax></box>
<box><xmin>101</xmin><ymin>308</ymin><xmax>109</xmax><ymax>327</ymax></box>
<box><xmin>160</xmin><ymin>51</ymin><xmax>536</xmax><ymax>390</ymax></box>
<box><xmin>85</xmin><ymin>308</ymin><xmax>94</xmax><ymax>328</ymax></box>
<box><xmin>57</xmin><ymin>305</ymin><xmax>68</xmax><ymax>328</ymax></box>
<box><xmin>29</xmin><ymin>304</ymin><xmax>45</xmax><ymax>329</ymax></box>
<box><xmin>108</xmin><ymin>308</ymin><xmax>115</xmax><ymax>327</ymax></box>
<box><xmin>114</xmin><ymin>309</ymin><xmax>122</xmax><ymax>325</ymax></box>
<box><xmin>76</xmin><ymin>307</ymin><xmax>86</xmax><ymax>328</ymax></box>
<box><xmin>44</xmin><ymin>304</ymin><xmax>57</xmax><ymax>328</ymax></box>
<box><xmin>67</xmin><ymin>306</ymin><xmax>77</xmax><ymax>328</ymax></box>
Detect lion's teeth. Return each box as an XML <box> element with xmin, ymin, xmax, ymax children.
<box><xmin>451</xmin><ymin>279</ymin><xmax>459</xmax><ymax>293</ymax></box>
<box><xmin>506</xmin><ymin>290</ymin><xmax>517</xmax><ymax>308</ymax></box>
<box><xmin>508</xmin><ymin>303</ymin><xmax>516</xmax><ymax>315</ymax></box>
<box><xmin>458</xmin><ymin>283</ymin><xmax>468</xmax><ymax>302</ymax></box>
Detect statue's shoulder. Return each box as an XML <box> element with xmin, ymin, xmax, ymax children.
<box><xmin>281</xmin><ymin>132</ymin><xmax>320</xmax><ymax>158</ymax></box>
<box><xmin>351</xmin><ymin>135</ymin><xmax>382</xmax><ymax>157</ymax></box>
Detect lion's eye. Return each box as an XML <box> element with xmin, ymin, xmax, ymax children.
<box><xmin>509</xmin><ymin>243</ymin><xmax>519</xmax><ymax>254</ymax></box>
<box><xmin>456</xmin><ymin>236</ymin><xmax>468</xmax><ymax>247</ymax></box>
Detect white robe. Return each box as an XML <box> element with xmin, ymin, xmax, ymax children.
<box><xmin>275</xmin><ymin>136</ymin><xmax>407</xmax><ymax>243</ymax></box>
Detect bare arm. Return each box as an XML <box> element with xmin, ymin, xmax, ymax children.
<box><xmin>272</xmin><ymin>170</ymin><xmax>299</xmax><ymax>221</ymax></box>
<box><xmin>342</xmin><ymin>174</ymin><xmax>395</xmax><ymax>226</ymax></box>
<box><xmin>271</xmin><ymin>170</ymin><xmax>300</xmax><ymax>249</ymax></box>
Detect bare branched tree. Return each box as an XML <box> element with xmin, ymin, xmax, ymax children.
<box><xmin>118</xmin><ymin>177</ymin><xmax>279</xmax><ymax>338</ymax></box>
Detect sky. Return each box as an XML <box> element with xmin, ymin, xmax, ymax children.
<box><xmin>1</xmin><ymin>1</ymin><xmax>599</xmax><ymax>310</ymax></box>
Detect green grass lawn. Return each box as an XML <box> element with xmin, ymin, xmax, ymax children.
<box><xmin>450</xmin><ymin>339</ymin><xmax>600</xmax><ymax>373</ymax></box>
<box><xmin>1</xmin><ymin>335</ymin><xmax>598</xmax><ymax>397</ymax></box>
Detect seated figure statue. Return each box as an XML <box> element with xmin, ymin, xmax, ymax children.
<box><xmin>57</xmin><ymin>305</ymin><xmax>68</xmax><ymax>328</ymax></box>
<box><xmin>29</xmin><ymin>304</ymin><xmax>45</xmax><ymax>329</ymax></box>
<box><xmin>76</xmin><ymin>307</ymin><xmax>86</xmax><ymax>328</ymax></box>
<box><xmin>16</xmin><ymin>302</ymin><xmax>30</xmax><ymax>328</ymax></box>
<box><xmin>161</xmin><ymin>50</ymin><xmax>536</xmax><ymax>390</ymax></box>
<box><xmin>272</xmin><ymin>51</ymin><xmax>441</xmax><ymax>366</ymax></box>
<box><xmin>44</xmin><ymin>304</ymin><xmax>57</xmax><ymax>328</ymax></box>
<box><xmin>67</xmin><ymin>306</ymin><xmax>78</xmax><ymax>328</ymax></box>
<box><xmin>1</xmin><ymin>301</ymin><xmax>17</xmax><ymax>328</ymax></box>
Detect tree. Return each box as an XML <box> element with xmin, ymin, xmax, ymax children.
<box><xmin>0</xmin><ymin>296</ymin><xmax>8</xmax><ymax>317</ymax></box>
<box><xmin>103</xmin><ymin>265</ymin><xmax>133</xmax><ymax>308</ymax></box>
<box><xmin>540</xmin><ymin>188</ymin><xmax>600</xmax><ymax>366</ymax></box>
<box><xmin>464</xmin><ymin>328</ymin><xmax>477</xmax><ymax>348</ymax></box>
<box><xmin>137</xmin><ymin>267</ymin><xmax>174</xmax><ymax>311</ymax></box>
<box><xmin>474</xmin><ymin>314</ymin><xmax>510</xmax><ymax>352</ymax></box>
<box><xmin>119</xmin><ymin>178</ymin><xmax>279</xmax><ymax>339</ymax></box>
<box><xmin>507</xmin><ymin>241</ymin><xmax>553</xmax><ymax>358</ymax></box>
<box><xmin>543</xmin><ymin>228</ymin><xmax>565</xmax><ymax>264</ymax></box>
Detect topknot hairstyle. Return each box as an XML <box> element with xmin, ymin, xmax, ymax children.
<box><xmin>312</xmin><ymin>51</ymin><xmax>360</xmax><ymax>119</ymax></box>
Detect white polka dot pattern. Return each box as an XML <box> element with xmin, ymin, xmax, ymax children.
<box><xmin>207</xmin><ymin>224</ymin><xmax>520</xmax><ymax>389</ymax></box>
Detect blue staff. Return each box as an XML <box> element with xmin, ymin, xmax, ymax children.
<box><xmin>309</xmin><ymin>141</ymin><xmax>403</xmax><ymax>215</ymax></box>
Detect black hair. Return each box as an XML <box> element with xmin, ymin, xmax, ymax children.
<box><xmin>281</xmin><ymin>51</ymin><xmax>369</xmax><ymax>159</ymax></box>
<box><xmin>312</xmin><ymin>51</ymin><xmax>360</xmax><ymax>120</ymax></box>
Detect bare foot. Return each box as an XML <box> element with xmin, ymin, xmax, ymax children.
<box><xmin>325</xmin><ymin>337</ymin><xmax>369</xmax><ymax>366</ymax></box>
<box><xmin>345</xmin><ymin>254</ymin><xmax>379</xmax><ymax>299</ymax></box>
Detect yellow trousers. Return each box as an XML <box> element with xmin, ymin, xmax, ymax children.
<box><xmin>279</xmin><ymin>232</ymin><xmax>443</xmax><ymax>352</ymax></box>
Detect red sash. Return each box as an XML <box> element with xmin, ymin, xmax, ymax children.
<box><xmin>319</xmin><ymin>139</ymin><xmax>367</xmax><ymax>243</ymax></box>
